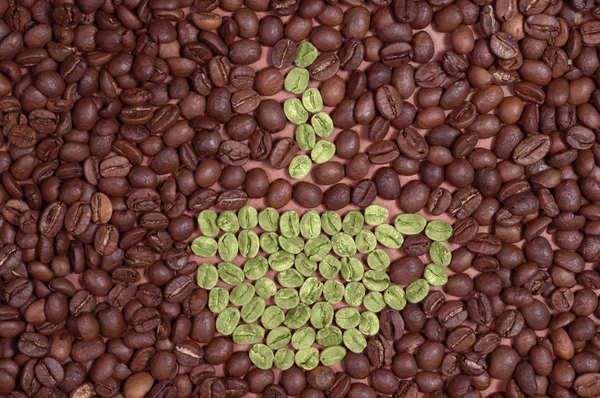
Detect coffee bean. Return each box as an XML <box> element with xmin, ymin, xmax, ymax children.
<box><xmin>35</xmin><ymin>357</ymin><xmax>64</xmax><ymax>387</ymax></box>
<box><xmin>216</xmin><ymin>189</ymin><xmax>248</xmax><ymax>210</ymax></box>
<box><xmin>375</xmin><ymin>85</ymin><xmax>403</xmax><ymax>120</ymax></box>
<box><xmin>270</xmin><ymin>138</ymin><xmax>299</xmax><ymax>170</ymax></box>
<box><xmin>39</xmin><ymin>202</ymin><xmax>67</xmax><ymax>237</ymax></box>
<box><xmin>366</xmin><ymin>141</ymin><xmax>399</xmax><ymax>164</ymax></box>
<box><xmin>308</xmin><ymin>53</ymin><xmax>341</xmax><ymax>81</ymax></box>
<box><xmin>218</xmin><ymin>141</ymin><xmax>250</xmax><ymax>167</ymax></box>
<box><xmin>374</xmin><ymin>167</ymin><xmax>401</xmax><ymax>200</ymax></box>
<box><xmin>272</xmin><ymin>39</ymin><xmax>296</xmax><ymax>69</ymax></box>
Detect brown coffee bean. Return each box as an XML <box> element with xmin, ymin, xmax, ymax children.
<box><xmin>272</xmin><ymin>38</ymin><xmax>296</xmax><ymax>69</ymax></box>
<box><xmin>352</xmin><ymin>180</ymin><xmax>377</xmax><ymax>207</ymax></box>
<box><xmin>374</xmin><ymin>167</ymin><xmax>401</xmax><ymax>200</ymax></box>
<box><xmin>270</xmin><ymin>138</ymin><xmax>299</xmax><ymax>170</ymax></box>
<box><xmin>309</xmin><ymin>53</ymin><xmax>341</xmax><ymax>81</ymax></box>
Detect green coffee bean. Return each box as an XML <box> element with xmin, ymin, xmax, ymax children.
<box><xmin>289</xmin><ymin>155</ymin><xmax>312</xmax><ymax>180</ymax></box>
<box><xmin>295</xmin><ymin>347</ymin><xmax>319</xmax><ymax>370</ymax></box>
<box><xmin>355</xmin><ymin>229</ymin><xmax>377</xmax><ymax>254</ymax></box>
<box><xmin>343</xmin><ymin>328</ymin><xmax>367</xmax><ymax>353</ymax></box>
<box><xmin>363</xmin><ymin>270</ymin><xmax>390</xmax><ymax>292</ymax></box>
<box><xmin>374</xmin><ymin>224</ymin><xmax>404</xmax><ymax>249</ymax></box>
<box><xmin>243</xmin><ymin>257</ymin><xmax>268</xmax><ymax>280</ymax></box>
<box><xmin>198</xmin><ymin>210</ymin><xmax>219</xmax><ymax>237</ymax></box>
<box><xmin>359</xmin><ymin>311</ymin><xmax>380</xmax><ymax>336</ymax></box>
<box><xmin>406</xmin><ymin>279</ymin><xmax>430</xmax><ymax>303</ymax></box>
<box><xmin>331</xmin><ymin>232</ymin><xmax>357</xmax><ymax>257</ymax></box>
<box><xmin>320</xmin><ymin>346</ymin><xmax>347</xmax><ymax>366</ymax></box>
<box><xmin>238</xmin><ymin>205</ymin><xmax>258</xmax><ymax>229</ymax></box>
<box><xmin>250</xmin><ymin>344</ymin><xmax>273</xmax><ymax>370</ymax></box>
<box><xmin>304</xmin><ymin>235</ymin><xmax>331</xmax><ymax>261</ymax></box>
<box><xmin>241</xmin><ymin>297</ymin><xmax>266</xmax><ymax>323</ymax></box>
<box><xmin>367</xmin><ymin>249</ymin><xmax>391</xmax><ymax>270</ymax></box>
<box><xmin>266</xmin><ymin>326</ymin><xmax>291</xmax><ymax>349</ymax></box>
<box><xmin>278</xmin><ymin>236</ymin><xmax>305</xmax><ymax>254</ymax></box>
<box><xmin>321</xmin><ymin>211</ymin><xmax>342</xmax><ymax>235</ymax></box>
<box><xmin>280</xmin><ymin>210</ymin><xmax>300</xmax><ymax>238</ymax></box>
<box><xmin>300</xmin><ymin>210</ymin><xmax>321</xmax><ymax>239</ymax></box>
<box><xmin>269</xmin><ymin>250</ymin><xmax>295</xmax><ymax>271</ymax></box>
<box><xmin>275</xmin><ymin>288</ymin><xmax>300</xmax><ymax>310</ymax></box>
<box><xmin>310</xmin><ymin>302</ymin><xmax>334</xmax><ymax>329</ymax></box>
<box><xmin>344</xmin><ymin>282</ymin><xmax>365</xmax><ymax>307</ymax></box>
<box><xmin>208</xmin><ymin>287</ymin><xmax>229</xmax><ymax>313</ymax></box>
<box><xmin>295</xmin><ymin>42</ymin><xmax>318</xmax><ymax>67</ymax></box>
<box><xmin>394</xmin><ymin>214</ymin><xmax>427</xmax><ymax>235</ymax></box>
<box><xmin>364</xmin><ymin>205</ymin><xmax>388</xmax><ymax>226</ymax></box>
<box><xmin>335</xmin><ymin>307</ymin><xmax>360</xmax><ymax>330</ymax></box>
<box><xmin>191</xmin><ymin>236</ymin><xmax>217</xmax><ymax>257</ymax></box>
<box><xmin>194</xmin><ymin>207</ymin><xmax>463</xmax><ymax>368</ymax></box>
<box><xmin>363</xmin><ymin>292</ymin><xmax>386</xmax><ymax>312</ymax></box>
<box><xmin>196</xmin><ymin>263</ymin><xmax>218</xmax><ymax>290</ymax></box>
<box><xmin>216</xmin><ymin>307</ymin><xmax>240</xmax><ymax>335</ymax></box>
<box><xmin>342</xmin><ymin>211</ymin><xmax>364</xmax><ymax>236</ymax></box>
<box><xmin>238</xmin><ymin>230</ymin><xmax>259</xmax><ymax>258</ymax></box>
<box><xmin>311</xmin><ymin>140</ymin><xmax>336</xmax><ymax>163</ymax></box>
<box><xmin>233</xmin><ymin>324</ymin><xmax>265</xmax><ymax>344</ymax></box>
<box><xmin>278</xmin><ymin>269</ymin><xmax>305</xmax><ymax>288</ymax></box>
<box><xmin>284</xmin><ymin>98</ymin><xmax>309</xmax><ymax>124</ymax></box>
<box><xmin>294</xmin><ymin>253</ymin><xmax>318</xmax><ymax>277</ymax></box>
<box><xmin>284</xmin><ymin>303</ymin><xmax>311</xmax><ymax>329</ymax></box>
<box><xmin>317</xmin><ymin>326</ymin><xmax>343</xmax><ymax>347</ymax></box>
<box><xmin>311</xmin><ymin>112</ymin><xmax>334</xmax><ymax>138</ymax></box>
<box><xmin>425</xmin><ymin>220</ymin><xmax>453</xmax><ymax>241</ymax></box>
<box><xmin>285</xmin><ymin>68</ymin><xmax>309</xmax><ymax>94</ymax></box>
<box><xmin>319</xmin><ymin>255</ymin><xmax>341</xmax><ymax>279</ymax></box>
<box><xmin>274</xmin><ymin>348</ymin><xmax>295</xmax><ymax>370</ymax></box>
<box><xmin>261</xmin><ymin>306</ymin><xmax>285</xmax><ymax>329</ymax></box>
<box><xmin>295</xmin><ymin>124</ymin><xmax>316</xmax><ymax>150</ymax></box>
<box><xmin>218</xmin><ymin>233</ymin><xmax>238</xmax><ymax>262</ymax></box>
<box><xmin>299</xmin><ymin>277</ymin><xmax>323</xmax><ymax>305</ymax></box>
<box><xmin>218</xmin><ymin>262</ymin><xmax>245</xmax><ymax>286</ymax></box>
<box><xmin>323</xmin><ymin>280</ymin><xmax>344</xmax><ymax>304</ymax></box>
<box><xmin>217</xmin><ymin>211</ymin><xmax>239</xmax><ymax>233</ymax></box>
<box><xmin>424</xmin><ymin>263</ymin><xmax>448</xmax><ymax>286</ymax></box>
<box><xmin>258</xmin><ymin>208</ymin><xmax>279</xmax><ymax>232</ymax></box>
<box><xmin>260</xmin><ymin>232</ymin><xmax>280</xmax><ymax>254</ymax></box>
<box><xmin>302</xmin><ymin>88</ymin><xmax>323</xmax><ymax>113</ymax></box>
<box><xmin>229</xmin><ymin>282</ymin><xmax>255</xmax><ymax>306</ymax></box>
<box><xmin>292</xmin><ymin>326</ymin><xmax>316</xmax><ymax>350</ymax></box>
<box><xmin>384</xmin><ymin>285</ymin><xmax>407</xmax><ymax>311</ymax></box>
<box><xmin>340</xmin><ymin>257</ymin><xmax>364</xmax><ymax>282</ymax></box>
<box><xmin>430</xmin><ymin>241</ymin><xmax>452</xmax><ymax>266</ymax></box>
<box><xmin>255</xmin><ymin>277</ymin><xmax>277</xmax><ymax>299</ymax></box>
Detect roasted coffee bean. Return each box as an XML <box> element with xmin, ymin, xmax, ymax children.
<box><xmin>397</xmin><ymin>128</ymin><xmax>429</xmax><ymax>160</ymax></box>
<box><xmin>270</xmin><ymin>138</ymin><xmax>298</xmax><ymax>170</ymax></box>
<box><xmin>374</xmin><ymin>167</ymin><xmax>401</xmax><ymax>200</ymax></box>
<box><xmin>309</xmin><ymin>53</ymin><xmax>340</xmax><ymax>81</ymax></box>
<box><xmin>366</xmin><ymin>141</ymin><xmax>399</xmax><ymax>164</ymax></box>
<box><xmin>375</xmin><ymin>85</ymin><xmax>403</xmax><ymax>120</ymax></box>
<box><xmin>352</xmin><ymin>180</ymin><xmax>377</xmax><ymax>207</ymax></box>
<box><xmin>490</xmin><ymin>32</ymin><xmax>519</xmax><ymax>60</ymax></box>
<box><xmin>218</xmin><ymin>141</ymin><xmax>250</xmax><ymax>166</ymax></box>
<box><xmin>379</xmin><ymin>309</ymin><xmax>405</xmax><ymax>341</ymax></box>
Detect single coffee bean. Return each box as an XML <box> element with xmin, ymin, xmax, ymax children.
<box><xmin>272</xmin><ymin>39</ymin><xmax>297</xmax><ymax>69</ymax></box>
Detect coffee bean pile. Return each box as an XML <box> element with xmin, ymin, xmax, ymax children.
<box><xmin>0</xmin><ymin>0</ymin><xmax>600</xmax><ymax>397</ymax></box>
<box><xmin>189</xmin><ymin>206</ymin><xmax>452</xmax><ymax>370</ymax></box>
